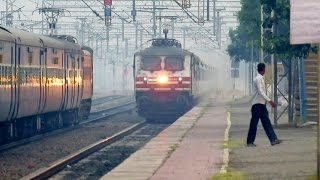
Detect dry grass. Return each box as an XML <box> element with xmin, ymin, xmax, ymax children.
<box><xmin>222</xmin><ymin>139</ymin><xmax>245</xmax><ymax>149</ymax></box>
<box><xmin>209</xmin><ymin>170</ymin><xmax>246</xmax><ymax>180</ymax></box>
<box><xmin>306</xmin><ymin>175</ymin><xmax>318</xmax><ymax>180</ymax></box>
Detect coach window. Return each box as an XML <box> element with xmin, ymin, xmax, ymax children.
<box><xmin>0</xmin><ymin>42</ymin><xmax>3</xmax><ymax>60</ymax></box>
<box><xmin>70</xmin><ymin>54</ymin><xmax>76</xmax><ymax>68</ymax></box>
<box><xmin>196</xmin><ymin>63</ymin><xmax>200</xmax><ymax>80</ymax></box>
<box><xmin>0</xmin><ymin>42</ymin><xmax>3</xmax><ymax>64</ymax></box>
<box><xmin>52</xmin><ymin>48</ymin><xmax>58</xmax><ymax>54</ymax></box>
<box><xmin>0</xmin><ymin>65</ymin><xmax>3</xmax><ymax>85</ymax></box>
<box><xmin>72</xmin><ymin>59</ymin><xmax>76</xmax><ymax>68</ymax></box>
<box><xmin>52</xmin><ymin>57</ymin><xmax>59</xmax><ymax>65</ymax></box>
<box><xmin>27</xmin><ymin>47</ymin><xmax>33</xmax><ymax>65</ymax></box>
<box><xmin>77</xmin><ymin>57</ymin><xmax>81</xmax><ymax>68</ymax></box>
<box><xmin>80</xmin><ymin>56</ymin><xmax>84</xmax><ymax>66</ymax></box>
<box><xmin>0</xmin><ymin>54</ymin><xmax>3</xmax><ymax>64</ymax></box>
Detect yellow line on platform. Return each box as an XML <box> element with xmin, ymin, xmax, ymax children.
<box><xmin>220</xmin><ymin>112</ymin><xmax>231</xmax><ymax>173</ymax></box>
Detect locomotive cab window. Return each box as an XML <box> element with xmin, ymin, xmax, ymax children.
<box><xmin>164</xmin><ymin>57</ymin><xmax>184</xmax><ymax>71</ymax></box>
<box><xmin>141</xmin><ymin>56</ymin><xmax>161</xmax><ymax>71</ymax></box>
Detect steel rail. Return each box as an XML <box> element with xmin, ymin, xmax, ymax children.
<box><xmin>91</xmin><ymin>95</ymin><xmax>126</xmax><ymax>106</ymax></box>
<box><xmin>21</xmin><ymin>121</ymin><xmax>146</xmax><ymax>180</ymax></box>
<box><xmin>82</xmin><ymin>100</ymin><xmax>136</xmax><ymax>124</ymax></box>
<box><xmin>89</xmin><ymin>100</ymin><xmax>136</xmax><ymax>117</ymax></box>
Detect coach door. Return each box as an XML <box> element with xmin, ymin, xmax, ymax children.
<box><xmin>6</xmin><ymin>41</ymin><xmax>17</xmax><ymax>121</ymax></box>
<box><xmin>76</xmin><ymin>55</ymin><xmax>83</xmax><ymax>106</ymax></box>
<box><xmin>70</xmin><ymin>53</ymin><xmax>76</xmax><ymax>109</ymax></box>
<box><xmin>59</xmin><ymin>51</ymin><xmax>65</xmax><ymax>111</ymax></box>
<box><xmin>11</xmin><ymin>40</ymin><xmax>22</xmax><ymax>120</ymax></box>
<box><xmin>191</xmin><ymin>55</ymin><xmax>198</xmax><ymax>96</ymax></box>
<box><xmin>64</xmin><ymin>53</ymin><xmax>75</xmax><ymax>110</ymax></box>
<box><xmin>64</xmin><ymin>53</ymin><xmax>69</xmax><ymax>110</ymax></box>
<box><xmin>38</xmin><ymin>40</ymin><xmax>46</xmax><ymax>114</ymax></box>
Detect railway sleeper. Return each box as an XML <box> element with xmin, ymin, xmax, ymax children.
<box><xmin>138</xmin><ymin>105</ymin><xmax>185</xmax><ymax>123</ymax></box>
<box><xmin>138</xmin><ymin>103</ymin><xmax>189</xmax><ymax>114</ymax></box>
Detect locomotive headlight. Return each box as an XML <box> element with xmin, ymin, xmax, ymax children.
<box><xmin>143</xmin><ymin>77</ymin><xmax>148</xmax><ymax>82</ymax></box>
<box><xmin>178</xmin><ymin>77</ymin><xmax>183</xmax><ymax>82</ymax></box>
<box><xmin>157</xmin><ymin>75</ymin><xmax>168</xmax><ymax>84</ymax></box>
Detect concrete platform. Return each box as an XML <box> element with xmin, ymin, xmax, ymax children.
<box><xmin>228</xmin><ymin>98</ymin><xmax>317</xmax><ymax>179</ymax></box>
<box><xmin>101</xmin><ymin>98</ymin><xmax>228</xmax><ymax>180</ymax></box>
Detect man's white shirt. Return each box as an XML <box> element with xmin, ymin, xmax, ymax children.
<box><xmin>252</xmin><ymin>73</ymin><xmax>271</xmax><ymax>105</ymax></box>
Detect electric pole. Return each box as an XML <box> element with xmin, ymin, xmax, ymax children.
<box><xmin>33</xmin><ymin>7</ymin><xmax>68</xmax><ymax>36</ymax></box>
<box><xmin>152</xmin><ymin>0</ymin><xmax>157</xmax><ymax>38</ymax></box>
<box><xmin>171</xmin><ymin>18</ymin><xmax>175</xmax><ymax>39</ymax></box>
<box><xmin>135</xmin><ymin>23</ymin><xmax>138</xmax><ymax>49</ymax></box>
<box><xmin>140</xmin><ymin>30</ymin><xmax>143</xmax><ymax>49</ymax></box>
<box><xmin>182</xmin><ymin>28</ymin><xmax>187</xmax><ymax>49</ymax></box>
<box><xmin>77</xmin><ymin>18</ymin><xmax>86</xmax><ymax>45</ymax></box>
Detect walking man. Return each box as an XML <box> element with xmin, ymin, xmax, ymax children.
<box><xmin>247</xmin><ymin>63</ymin><xmax>282</xmax><ymax>147</ymax></box>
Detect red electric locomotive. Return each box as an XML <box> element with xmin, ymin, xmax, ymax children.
<box><xmin>133</xmin><ymin>36</ymin><xmax>215</xmax><ymax>122</ymax></box>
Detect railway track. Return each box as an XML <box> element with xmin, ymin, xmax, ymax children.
<box><xmin>91</xmin><ymin>95</ymin><xmax>124</xmax><ymax>106</ymax></box>
<box><xmin>46</xmin><ymin>123</ymin><xmax>170</xmax><ymax>180</ymax></box>
<box><xmin>21</xmin><ymin>122</ymin><xmax>146</xmax><ymax>180</ymax></box>
<box><xmin>87</xmin><ymin>100</ymin><xmax>136</xmax><ymax>122</ymax></box>
<box><xmin>0</xmin><ymin>96</ymin><xmax>136</xmax><ymax>153</ymax></box>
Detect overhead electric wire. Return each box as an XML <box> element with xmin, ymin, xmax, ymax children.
<box><xmin>122</xmin><ymin>10</ymin><xmax>153</xmax><ymax>36</ymax></box>
<box><xmin>94</xmin><ymin>0</ymin><xmax>152</xmax><ymax>36</ymax></box>
<box><xmin>172</xmin><ymin>0</ymin><xmax>199</xmax><ymax>24</ymax></box>
<box><xmin>81</xmin><ymin>0</ymin><xmax>104</xmax><ymax>21</ymax></box>
<box><xmin>171</xmin><ymin>0</ymin><xmax>218</xmax><ymax>47</ymax></box>
<box><xmin>94</xmin><ymin>0</ymin><xmax>130</xmax><ymax>23</ymax></box>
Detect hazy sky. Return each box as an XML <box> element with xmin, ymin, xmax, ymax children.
<box><xmin>0</xmin><ymin>0</ymin><xmax>239</xmax><ymax>62</ymax></box>
<box><xmin>0</xmin><ymin>0</ymin><xmax>242</xmax><ymax>93</ymax></box>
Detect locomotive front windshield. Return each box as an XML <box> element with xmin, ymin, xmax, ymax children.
<box><xmin>141</xmin><ymin>57</ymin><xmax>162</xmax><ymax>71</ymax></box>
<box><xmin>140</xmin><ymin>56</ymin><xmax>184</xmax><ymax>71</ymax></box>
<box><xmin>164</xmin><ymin>57</ymin><xmax>184</xmax><ymax>71</ymax></box>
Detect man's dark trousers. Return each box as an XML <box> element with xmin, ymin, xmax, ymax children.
<box><xmin>247</xmin><ymin>104</ymin><xmax>278</xmax><ymax>144</ymax></box>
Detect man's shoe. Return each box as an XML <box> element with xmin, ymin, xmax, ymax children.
<box><xmin>247</xmin><ymin>143</ymin><xmax>256</xmax><ymax>147</ymax></box>
<box><xmin>271</xmin><ymin>139</ymin><xmax>282</xmax><ymax>146</ymax></box>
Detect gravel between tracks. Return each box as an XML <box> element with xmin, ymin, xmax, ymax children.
<box><xmin>90</xmin><ymin>96</ymin><xmax>134</xmax><ymax>113</ymax></box>
<box><xmin>49</xmin><ymin>123</ymin><xmax>170</xmax><ymax>180</ymax></box>
<box><xmin>0</xmin><ymin>113</ymin><xmax>144</xmax><ymax>180</ymax></box>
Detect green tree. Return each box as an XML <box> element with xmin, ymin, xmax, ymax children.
<box><xmin>261</xmin><ymin>0</ymin><xmax>313</xmax><ymax>58</ymax></box>
<box><xmin>228</xmin><ymin>0</ymin><xmax>314</xmax><ymax>62</ymax></box>
<box><xmin>227</xmin><ymin>0</ymin><xmax>261</xmax><ymax>62</ymax></box>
